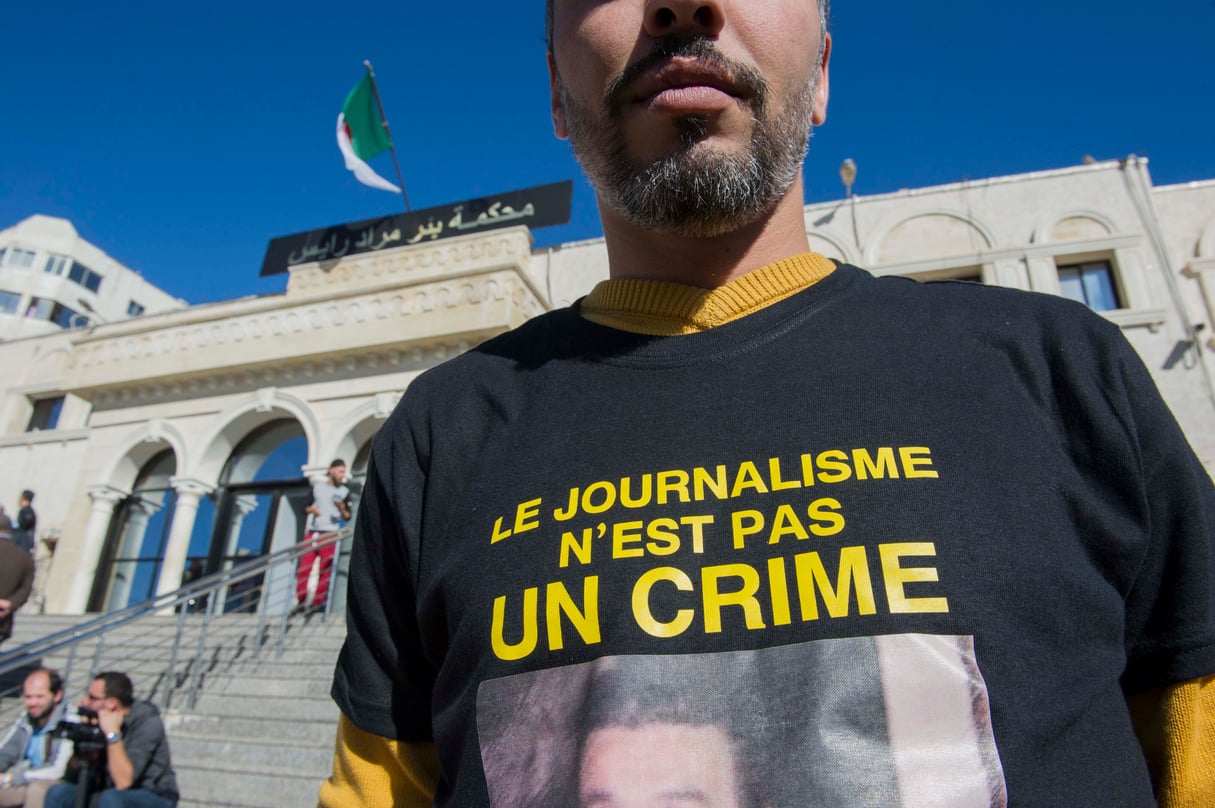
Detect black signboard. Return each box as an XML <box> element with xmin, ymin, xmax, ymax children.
<box><xmin>260</xmin><ymin>180</ymin><xmax>573</xmax><ymax>277</ymax></box>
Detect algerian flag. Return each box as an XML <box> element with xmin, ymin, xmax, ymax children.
<box><xmin>337</xmin><ymin>74</ymin><xmax>400</xmax><ymax>193</ymax></box>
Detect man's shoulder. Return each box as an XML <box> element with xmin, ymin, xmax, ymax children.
<box><xmin>125</xmin><ymin>701</ymin><xmax>166</xmax><ymax>732</ymax></box>
<box><xmin>856</xmin><ymin>269</ymin><xmax>1124</xmax><ymax>341</ymax></box>
<box><xmin>398</xmin><ymin>306</ymin><xmax>580</xmax><ymax>402</ymax></box>
<box><xmin>440</xmin><ymin>306</ymin><xmax>576</xmax><ymax>372</ymax></box>
<box><xmin>0</xmin><ymin>539</ymin><xmax>32</xmax><ymax>570</ymax></box>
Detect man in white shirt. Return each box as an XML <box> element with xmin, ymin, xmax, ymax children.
<box><xmin>296</xmin><ymin>459</ymin><xmax>351</xmax><ymax>613</ymax></box>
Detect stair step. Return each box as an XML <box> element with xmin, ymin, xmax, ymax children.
<box><xmin>172</xmin><ymin>734</ymin><xmax>334</xmax><ymax>775</ymax></box>
<box><xmin>175</xmin><ymin>764</ymin><xmax>325</xmax><ymax>806</ymax></box>
<box><xmin>183</xmin><ymin>692</ymin><xmax>339</xmax><ymax>721</ymax></box>
<box><xmin>172</xmin><ymin>712</ymin><xmax>339</xmax><ymax>741</ymax></box>
<box><xmin>197</xmin><ymin>675</ymin><xmax>334</xmax><ymax>698</ymax></box>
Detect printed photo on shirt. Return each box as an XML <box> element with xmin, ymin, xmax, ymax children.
<box><xmin>476</xmin><ymin>634</ymin><xmax>1007</xmax><ymax>808</ymax></box>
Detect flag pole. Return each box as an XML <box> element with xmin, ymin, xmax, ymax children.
<box><xmin>363</xmin><ymin>60</ymin><xmax>412</xmax><ymax>212</ymax></box>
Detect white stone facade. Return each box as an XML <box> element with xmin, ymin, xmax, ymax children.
<box><xmin>2</xmin><ymin>159</ymin><xmax>1212</xmax><ymax>615</ymax></box>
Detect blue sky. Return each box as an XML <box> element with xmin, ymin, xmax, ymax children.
<box><xmin>2</xmin><ymin>1</ymin><xmax>1212</xmax><ymax>304</ymax></box>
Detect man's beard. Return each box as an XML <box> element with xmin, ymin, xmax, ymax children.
<box><xmin>558</xmin><ymin>37</ymin><xmax>816</xmax><ymax>238</ymax></box>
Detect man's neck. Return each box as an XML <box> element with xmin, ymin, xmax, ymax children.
<box><xmin>598</xmin><ymin>177</ymin><xmax>812</xmax><ymax>288</ymax></box>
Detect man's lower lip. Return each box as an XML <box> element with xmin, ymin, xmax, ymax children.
<box><xmin>641</xmin><ymin>86</ymin><xmax>736</xmax><ymax>113</ymax></box>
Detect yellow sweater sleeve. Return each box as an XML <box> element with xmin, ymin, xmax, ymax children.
<box><xmin>1127</xmin><ymin>675</ymin><xmax>1215</xmax><ymax>808</ymax></box>
<box><xmin>318</xmin><ymin>714</ymin><xmax>440</xmax><ymax>808</ymax></box>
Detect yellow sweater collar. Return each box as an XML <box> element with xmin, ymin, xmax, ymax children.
<box><xmin>579</xmin><ymin>252</ymin><xmax>836</xmax><ymax>336</ymax></box>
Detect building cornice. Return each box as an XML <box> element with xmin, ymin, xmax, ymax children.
<box><xmin>803</xmin><ymin>159</ymin><xmax>1141</xmax><ymax>214</ymax></box>
<box><xmin>0</xmin><ymin>427</ymin><xmax>91</xmax><ymax>450</ymax></box>
<box><xmin>60</xmin><ymin>228</ymin><xmax>543</xmax><ymax>399</ymax></box>
<box><xmin>866</xmin><ymin>234</ymin><xmax>1140</xmax><ymax>275</ymax></box>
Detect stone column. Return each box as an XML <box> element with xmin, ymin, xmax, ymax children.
<box><xmin>106</xmin><ymin>500</ymin><xmax>157</xmax><ymax>610</ymax></box>
<box><xmin>301</xmin><ymin>465</ymin><xmax>331</xmax><ymax>487</ymax></box>
<box><xmin>1025</xmin><ymin>255</ymin><xmax>1063</xmax><ymax>296</ymax></box>
<box><xmin>226</xmin><ymin>494</ymin><xmax>262</xmax><ymax>550</ymax></box>
<box><xmin>64</xmin><ymin>485</ymin><xmax>128</xmax><ymax>614</ymax></box>
<box><xmin>155</xmin><ymin>478</ymin><xmax>216</xmax><ymax>599</ymax></box>
<box><xmin>1184</xmin><ymin>260</ymin><xmax>1215</xmax><ymax>348</ymax></box>
<box><xmin>989</xmin><ymin>258</ymin><xmax>1029</xmax><ymax>291</ymax></box>
<box><xmin>299</xmin><ymin>464</ymin><xmax>330</xmax><ymax>530</ymax></box>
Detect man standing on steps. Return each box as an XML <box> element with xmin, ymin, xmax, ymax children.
<box><xmin>0</xmin><ymin>668</ymin><xmax>72</xmax><ymax>808</ymax></box>
<box><xmin>296</xmin><ymin>459</ymin><xmax>352</xmax><ymax>614</ymax></box>
<box><xmin>321</xmin><ymin>1</ymin><xmax>1215</xmax><ymax>805</ymax></box>
<box><xmin>0</xmin><ymin>515</ymin><xmax>33</xmax><ymax>651</ymax></box>
<box><xmin>45</xmin><ymin>672</ymin><xmax>178</xmax><ymax>808</ymax></box>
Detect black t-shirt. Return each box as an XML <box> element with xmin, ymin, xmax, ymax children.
<box><xmin>333</xmin><ymin>265</ymin><xmax>1215</xmax><ymax>807</ymax></box>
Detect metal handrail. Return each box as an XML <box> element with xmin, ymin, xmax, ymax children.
<box><xmin>0</xmin><ymin>527</ymin><xmax>352</xmax><ymax>709</ymax></box>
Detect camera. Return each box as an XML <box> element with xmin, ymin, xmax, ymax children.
<box><xmin>52</xmin><ymin>707</ymin><xmax>107</xmax><ymax>749</ymax></box>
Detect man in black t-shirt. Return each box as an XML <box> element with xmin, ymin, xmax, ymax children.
<box><xmin>321</xmin><ymin>2</ymin><xmax>1215</xmax><ymax>805</ymax></box>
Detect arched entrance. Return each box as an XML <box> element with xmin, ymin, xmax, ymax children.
<box><xmin>195</xmin><ymin>419</ymin><xmax>310</xmax><ymax>612</ymax></box>
<box><xmin>87</xmin><ymin>450</ymin><xmax>177</xmax><ymax>612</ymax></box>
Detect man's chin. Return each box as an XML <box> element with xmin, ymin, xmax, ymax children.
<box><xmin>626</xmin><ymin>126</ymin><xmax>752</xmax><ymax>169</ymax></box>
<box><xmin>606</xmin><ymin>152</ymin><xmax>781</xmax><ymax>236</ymax></box>
<box><xmin>609</xmin><ymin>187</ymin><xmax>775</xmax><ymax>240</ymax></box>
<box><xmin>626</xmin><ymin>206</ymin><xmax>770</xmax><ymax>240</ymax></box>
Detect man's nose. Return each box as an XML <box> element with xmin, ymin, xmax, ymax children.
<box><xmin>643</xmin><ymin>0</ymin><xmax>726</xmax><ymax>39</ymax></box>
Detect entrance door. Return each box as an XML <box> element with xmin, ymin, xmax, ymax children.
<box><xmin>203</xmin><ymin>419</ymin><xmax>309</xmax><ymax>614</ymax></box>
<box><xmin>209</xmin><ymin>480</ymin><xmax>310</xmax><ymax>612</ymax></box>
<box><xmin>89</xmin><ymin>450</ymin><xmax>177</xmax><ymax>612</ymax></box>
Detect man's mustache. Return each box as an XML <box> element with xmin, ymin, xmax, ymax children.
<box><xmin>604</xmin><ymin>36</ymin><xmax>768</xmax><ymax>116</ymax></box>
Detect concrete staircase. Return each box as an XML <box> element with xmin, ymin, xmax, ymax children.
<box><xmin>1</xmin><ymin>612</ymin><xmax>346</xmax><ymax>807</ymax></box>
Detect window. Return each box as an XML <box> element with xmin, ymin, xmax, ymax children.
<box><xmin>24</xmin><ymin>297</ymin><xmax>53</xmax><ymax>320</ymax></box>
<box><xmin>0</xmin><ymin>290</ymin><xmax>21</xmax><ymax>314</ymax></box>
<box><xmin>44</xmin><ymin>254</ymin><xmax>69</xmax><ymax>275</ymax></box>
<box><xmin>27</xmin><ymin>396</ymin><xmax>64</xmax><ymax>431</ymax></box>
<box><xmin>50</xmin><ymin>302</ymin><xmax>88</xmax><ymax>328</ymax></box>
<box><xmin>24</xmin><ymin>297</ymin><xmax>88</xmax><ymax>328</ymax></box>
<box><xmin>67</xmin><ymin>260</ymin><xmax>103</xmax><ymax>292</ymax></box>
<box><xmin>1058</xmin><ymin>260</ymin><xmax>1120</xmax><ymax>311</ymax></box>
<box><xmin>127</xmin><ymin>300</ymin><xmax>145</xmax><ymax>317</ymax></box>
<box><xmin>2</xmin><ymin>247</ymin><xmax>36</xmax><ymax>268</ymax></box>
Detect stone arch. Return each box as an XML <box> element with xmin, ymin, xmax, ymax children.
<box><xmin>99</xmin><ymin>419</ymin><xmax>189</xmax><ymax>493</ymax></box>
<box><xmin>326</xmin><ymin>395</ymin><xmax>399</xmax><ymax>468</ymax></box>
<box><xmin>868</xmin><ymin>211</ymin><xmax>996</xmax><ymax>265</ymax></box>
<box><xmin>1031</xmin><ymin>210</ymin><xmax>1118</xmax><ymax>244</ymax></box>
<box><xmin>806</xmin><ymin>229</ymin><xmax>857</xmax><ymax>265</ymax></box>
<box><xmin>190</xmin><ymin>389</ymin><xmax>321</xmax><ymax>484</ymax></box>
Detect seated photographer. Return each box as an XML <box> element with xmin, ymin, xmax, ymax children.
<box><xmin>45</xmin><ymin>673</ymin><xmax>178</xmax><ymax>808</ymax></box>
<box><xmin>0</xmin><ymin>669</ymin><xmax>72</xmax><ymax>808</ymax></box>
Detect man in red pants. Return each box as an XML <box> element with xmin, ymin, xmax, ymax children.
<box><xmin>295</xmin><ymin>459</ymin><xmax>351</xmax><ymax>613</ymax></box>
